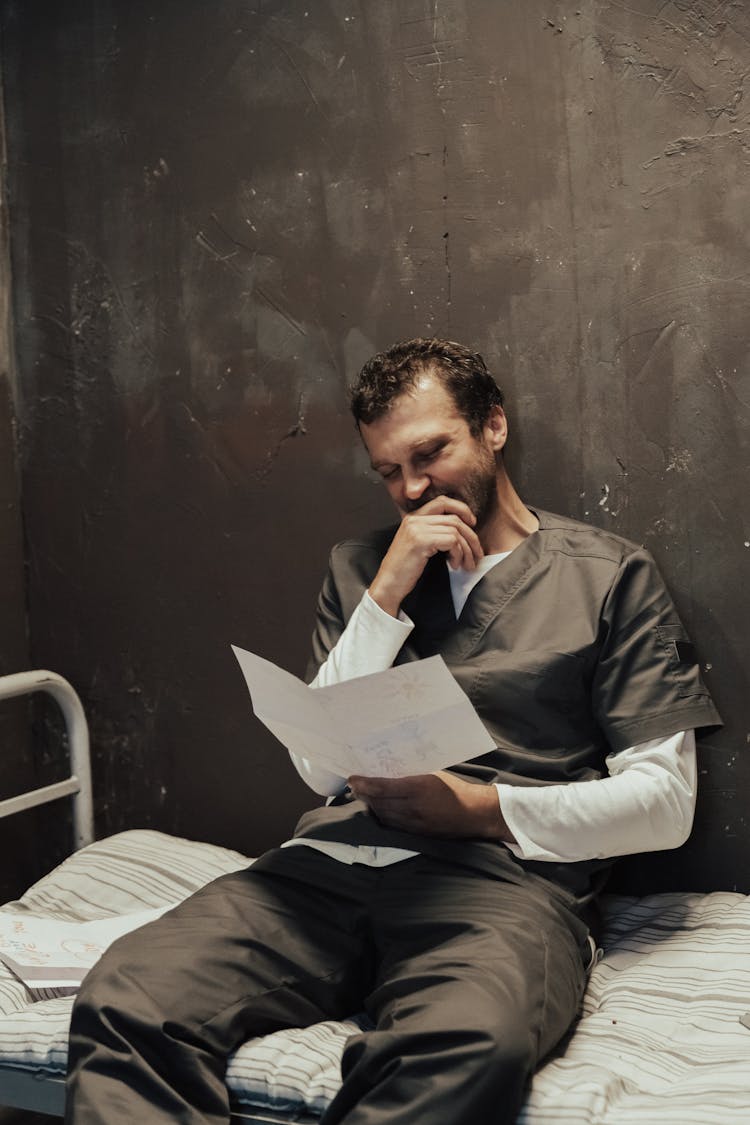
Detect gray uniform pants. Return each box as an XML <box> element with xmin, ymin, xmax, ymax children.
<box><xmin>65</xmin><ymin>847</ymin><xmax>589</xmax><ymax>1125</ymax></box>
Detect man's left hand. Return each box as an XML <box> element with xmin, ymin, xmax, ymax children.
<box><xmin>347</xmin><ymin>771</ymin><xmax>515</xmax><ymax>841</ymax></box>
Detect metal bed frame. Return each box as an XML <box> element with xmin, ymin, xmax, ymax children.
<box><xmin>0</xmin><ymin>670</ymin><xmax>318</xmax><ymax>1124</ymax></box>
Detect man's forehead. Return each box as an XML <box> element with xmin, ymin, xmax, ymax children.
<box><xmin>361</xmin><ymin>380</ymin><xmax>464</xmax><ymax>463</ymax></box>
<box><xmin>378</xmin><ymin>375</ymin><xmax>459</xmax><ymax>425</ymax></box>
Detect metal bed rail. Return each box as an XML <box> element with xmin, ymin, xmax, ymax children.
<box><xmin>0</xmin><ymin>669</ymin><xmax>94</xmax><ymax>850</ymax></box>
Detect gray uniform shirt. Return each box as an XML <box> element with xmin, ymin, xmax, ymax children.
<box><xmin>294</xmin><ymin>509</ymin><xmax>721</xmax><ymax>905</ymax></box>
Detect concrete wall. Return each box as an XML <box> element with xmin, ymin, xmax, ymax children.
<box><xmin>1</xmin><ymin>0</ymin><xmax>748</xmax><ymax>890</ymax></box>
<box><xmin>0</xmin><ymin>74</ymin><xmax>33</xmax><ymax>901</ymax></box>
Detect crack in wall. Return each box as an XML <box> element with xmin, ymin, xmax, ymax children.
<box><xmin>256</xmin><ymin>393</ymin><xmax>307</xmax><ymax>479</ymax></box>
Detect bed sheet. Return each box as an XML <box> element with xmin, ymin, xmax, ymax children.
<box><xmin>1</xmin><ymin>830</ymin><xmax>749</xmax><ymax>1123</ymax></box>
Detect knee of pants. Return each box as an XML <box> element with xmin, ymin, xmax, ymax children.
<box><xmin>366</xmin><ymin>974</ymin><xmax>538</xmax><ymax>1072</ymax></box>
<box><xmin>452</xmin><ymin>991</ymin><xmax>538</xmax><ymax>1080</ymax></box>
<box><xmin>341</xmin><ymin>1010</ymin><xmax>537</xmax><ymax>1111</ymax></box>
<box><xmin>71</xmin><ymin>931</ymin><xmax>165</xmax><ymax>1039</ymax></box>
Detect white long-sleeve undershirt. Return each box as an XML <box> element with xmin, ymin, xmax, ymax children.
<box><xmin>289</xmin><ymin>581</ymin><xmax>697</xmax><ymax>864</ymax></box>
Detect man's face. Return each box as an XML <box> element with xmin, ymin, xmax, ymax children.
<box><xmin>360</xmin><ymin>375</ymin><xmax>503</xmax><ymax>527</ymax></box>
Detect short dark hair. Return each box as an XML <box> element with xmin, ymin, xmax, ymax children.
<box><xmin>350</xmin><ymin>337</ymin><xmax>504</xmax><ymax>437</ymax></box>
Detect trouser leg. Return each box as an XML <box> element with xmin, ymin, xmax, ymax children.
<box><xmin>321</xmin><ymin>858</ymin><xmax>589</xmax><ymax>1125</ymax></box>
<box><xmin>65</xmin><ymin>847</ymin><xmax>374</xmax><ymax>1125</ymax></box>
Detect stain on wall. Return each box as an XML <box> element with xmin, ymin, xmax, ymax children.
<box><xmin>0</xmin><ymin>0</ymin><xmax>747</xmax><ymax>890</ymax></box>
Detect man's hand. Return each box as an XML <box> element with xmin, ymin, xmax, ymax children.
<box><xmin>368</xmin><ymin>496</ymin><xmax>483</xmax><ymax>617</ymax></box>
<box><xmin>348</xmin><ymin>771</ymin><xmax>515</xmax><ymax>842</ymax></box>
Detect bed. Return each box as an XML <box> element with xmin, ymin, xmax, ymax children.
<box><xmin>2</xmin><ymin>672</ymin><xmax>750</xmax><ymax>1124</ymax></box>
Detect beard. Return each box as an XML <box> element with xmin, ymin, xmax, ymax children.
<box><xmin>404</xmin><ymin>449</ymin><xmax>498</xmax><ymax>529</ymax></box>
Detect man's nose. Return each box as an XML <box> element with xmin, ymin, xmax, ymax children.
<box><xmin>403</xmin><ymin>469</ymin><xmax>430</xmax><ymax>501</ymax></box>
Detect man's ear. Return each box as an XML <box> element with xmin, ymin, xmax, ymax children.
<box><xmin>484</xmin><ymin>405</ymin><xmax>508</xmax><ymax>453</ymax></box>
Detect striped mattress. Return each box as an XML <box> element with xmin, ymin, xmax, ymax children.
<box><xmin>1</xmin><ymin>829</ymin><xmax>749</xmax><ymax>1123</ymax></box>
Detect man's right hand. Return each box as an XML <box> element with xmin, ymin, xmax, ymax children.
<box><xmin>368</xmin><ymin>496</ymin><xmax>483</xmax><ymax>617</ymax></box>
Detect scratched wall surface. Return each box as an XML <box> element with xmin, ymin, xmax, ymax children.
<box><xmin>0</xmin><ymin>0</ymin><xmax>748</xmax><ymax>890</ymax></box>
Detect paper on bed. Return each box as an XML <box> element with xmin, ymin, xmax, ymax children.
<box><xmin>0</xmin><ymin>907</ymin><xmax>170</xmax><ymax>994</ymax></box>
<box><xmin>231</xmin><ymin>646</ymin><xmax>495</xmax><ymax>777</ymax></box>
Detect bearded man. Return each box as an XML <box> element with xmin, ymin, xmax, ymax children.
<box><xmin>66</xmin><ymin>338</ymin><xmax>720</xmax><ymax>1125</ymax></box>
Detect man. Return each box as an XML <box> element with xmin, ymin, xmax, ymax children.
<box><xmin>66</xmin><ymin>338</ymin><xmax>720</xmax><ymax>1125</ymax></box>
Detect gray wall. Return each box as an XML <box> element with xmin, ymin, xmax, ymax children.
<box><xmin>0</xmin><ymin>73</ymin><xmax>33</xmax><ymax>902</ymax></box>
<box><xmin>1</xmin><ymin>0</ymin><xmax>748</xmax><ymax>891</ymax></box>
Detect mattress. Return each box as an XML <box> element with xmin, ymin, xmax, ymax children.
<box><xmin>1</xmin><ymin>829</ymin><xmax>749</xmax><ymax>1123</ymax></box>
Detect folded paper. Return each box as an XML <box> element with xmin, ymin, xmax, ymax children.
<box><xmin>231</xmin><ymin>647</ymin><xmax>495</xmax><ymax>778</ymax></box>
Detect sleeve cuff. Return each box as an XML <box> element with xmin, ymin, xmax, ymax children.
<box><xmin>311</xmin><ymin>590</ymin><xmax>414</xmax><ymax>689</ymax></box>
<box><xmin>362</xmin><ymin>589</ymin><xmax>414</xmax><ymax>631</ymax></box>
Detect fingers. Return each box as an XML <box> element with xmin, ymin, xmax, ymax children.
<box><xmin>406</xmin><ymin>497</ymin><xmax>482</xmax><ymax>565</ymax></box>
<box><xmin>348</xmin><ymin>777</ymin><xmax>418</xmax><ymax>832</ymax></box>
<box><xmin>411</xmin><ymin>495</ymin><xmax>477</xmax><ymax>525</ymax></box>
<box><xmin>347</xmin><ymin>773</ymin><xmax>508</xmax><ymax>840</ymax></box>
<box><xmin>368</xmin><ymin>508</ymin><xmax>481</xmax><ymax>621</ymax></box>
<box><xmin>348</xmin><ymin>775</ymin><xmax>418</xmax><ymax>824</ymax></box>
<box><xmin>349</xmin><ymin>774</ymin><xmax>434</xmax><ymax>832</ymax></box>
<box><xmin>401</xmin><ymin>510</ymin><xmax>483</xmax><ymax>568</ymax></box>
<box><xmin>368</xmin><ymin>495</ymin><xmax>483</xmax><ymax>616</ymax></box>
<box><xmin>348</xmin><ymin>775</ymin><xmax>415</xmax><ymax>800</ymax></box>
<box><xmin>444</xmin><ymin>521</ymin><xmax>480</xmax><ymax>572</ymax></box>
